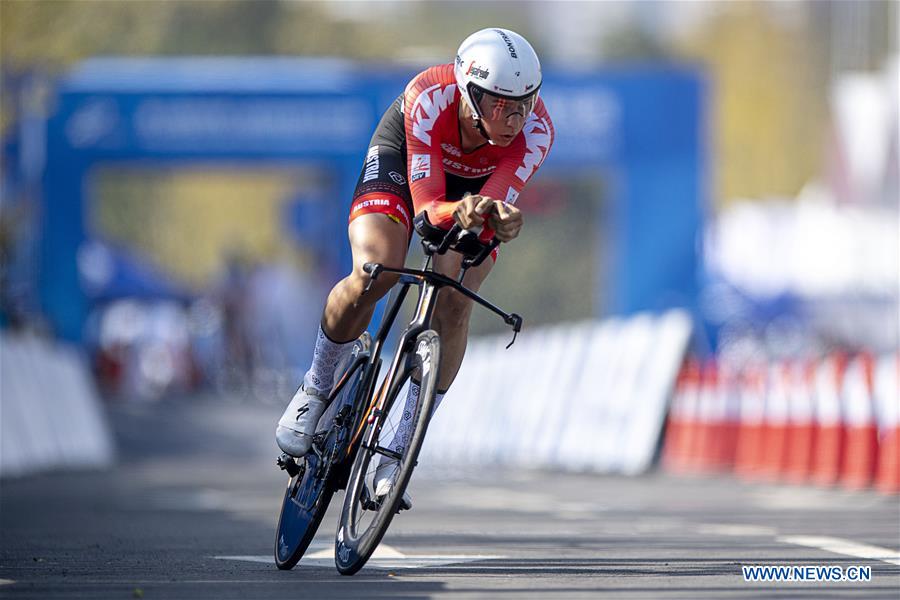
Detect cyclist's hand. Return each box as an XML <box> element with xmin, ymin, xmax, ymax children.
<box><xmin>488</xmin><ymin>200</ymin><xmax>523</xmax><ymax>243</ymax></box>
<box><xmin>453</xmin><ymin>194</ymin><xmax>495</xmax><ymax>231</ymax></box>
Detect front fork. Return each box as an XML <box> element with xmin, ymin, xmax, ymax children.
<box><xmin>361</xmin><ymin>280</ymin><xmax>438</xmax><ymax>452</ymax></box>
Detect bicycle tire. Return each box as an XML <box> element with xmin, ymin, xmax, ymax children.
<box><xmin>334</xmin><ymin>329</ymin><xmax>440</xmax><ymax>575</ymax></box>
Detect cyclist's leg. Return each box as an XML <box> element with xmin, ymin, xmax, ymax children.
<box><xmin>430</xmin><ymin>250</ymin><xmax>494</xmax><ymax>391</ymax></box>
<box><xmin>276</xmin><ymin>212</ymin><xmax>408</xmax><ymax>457</ymax></box>
<box><xmin>323</xmin><ymin>214</ymin><xmax>409</xmax><ymax>342</ymax></box>
<box><xmin>301</xmin><ymin>211</ymin><xmax>409</xmax><ymax>390</ymax></box>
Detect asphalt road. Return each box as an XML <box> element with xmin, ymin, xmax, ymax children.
<box><xmin>1</xmin><ymin>393</ymin><xmax>898</xmax><ymax>599</ymax></box>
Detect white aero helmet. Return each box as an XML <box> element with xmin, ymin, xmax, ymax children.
<box><xmin>455</xmin><ymin>28</ymin><xmax>542</xmax><ymax>124</ymax></box>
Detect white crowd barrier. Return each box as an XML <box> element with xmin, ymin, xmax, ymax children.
<box><xmin>419</xmin><ymin>310</ymin><xmax>693</xmax><ymax>474</ymax></box>
<box><xmin>0</xmin><ymin>332</ymin><xmax>115</xmax><ymax>478</ymax></box>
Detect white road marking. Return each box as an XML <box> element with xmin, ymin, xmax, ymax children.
<box><xmin>0</xmin><ymin>579</ymin><xmax>15</xmax><ymax>586</ymax></box>
<box><xmin>307</xmin><ymin>544</ymin><xmax>403</xmax><ymax>559</ymax></box>
<box><xmin>216</xmin><ymin>541</ymin><xmax>503</xmax><ymax>569</ymax></box>
<box><xmin>778</xmin><ymin>535</ymin><xmax>900</xmax><ymax>566</ymax></box>
<box><xmin>750</xmin><ymin>487</ymin><xmax>887</xmax><ymax>511</ymax></box>
<box><xmin>698</xmin><ymin>523</ymin><xmax>779</xmax><ymax>537</ymax></box>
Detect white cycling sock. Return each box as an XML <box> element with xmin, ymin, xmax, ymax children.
<box><xmin>302</xmin><ymin>325</ymin><xmax>354</xmax><ymax>395</ymax></box>
<box><xmin>386</xmin><ymin>381</ymin><xmax>444</xmax><ymax>457</ymax></box>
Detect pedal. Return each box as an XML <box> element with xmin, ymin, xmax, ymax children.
<box><xmin>333</xmin><ymin>404</ymin><xmax>351</xmax><ymax>427</ymax></box>
<box><xmin>395</xmin><ymin>497</ymin><xmax>412</xmax><ymax>513</ymax></box>
<box><xmin>276</xmin><ymin>454</ymin><xmax>301</xmax><ymax>478</ymax></box>
<box><xmin>362</xmin><ymin>487</ymin><xmax>411</xmax><ymax>513</ymax></box>
<box><xmin>360</xmin><ymin>485</ymin><xmax>380</xmax><ymax>511</ymax></box>
<box><xmin>312</xmin><ymin>430</ymin><xmax>329</xmax><ymax>448</ymax></box>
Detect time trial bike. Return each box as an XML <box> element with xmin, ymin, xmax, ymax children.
<box><xmin>274</xmin><ymin>212</ymin><xmax>522</xmax><ymax>575</ymax></box>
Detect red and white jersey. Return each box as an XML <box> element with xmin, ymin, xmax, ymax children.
<box><xmin>402</xmin><ymin>64</ymin><xmax>554</xmax><ymax>239</ymax></box>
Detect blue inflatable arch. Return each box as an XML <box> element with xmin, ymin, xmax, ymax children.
<box><xmin>42</xmin><ymin>58</ymin><xmax>706</xmax><ymax>341</ymax></box>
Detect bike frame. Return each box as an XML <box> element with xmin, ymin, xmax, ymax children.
<box><xmin>275</xmin><ymin>218</ymin><xmax>523</xmax><ymax>572</ymax></box>
<box><xmin>342</xmin><ymin>233</ymin><xmax>523</xmax><ymax>460</ymax></box>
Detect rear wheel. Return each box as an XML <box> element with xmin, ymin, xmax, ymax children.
<box><xmin>334</xmin><ymin>330</ymin><xmax>440</xmax><ymax>575</ymax></box>
<box><xmin>274</xmin><ymin>451</ymin><xmax>334</xmax><ymax>570</ymax></box>
<box><xmin>274</xmin><ymin>336</ymin><xmax>370</xmax><ymax>570</ymax></box>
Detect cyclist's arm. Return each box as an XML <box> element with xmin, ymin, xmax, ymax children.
<box><xmin>477</xmin><ymin>108</ymin><xmax>554</xmax><ymax>241</ymax></box>
<box><xmin>403</xmin><ymin>76</ymin><xmax>461</xmax><ymax>230</ymax></box>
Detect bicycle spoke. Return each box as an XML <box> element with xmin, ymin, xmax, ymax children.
<box><xmin>345</xmin><ymin>377</ymin><xmax>412</xmax><ymax>535</ymax></box>
<box><xmin>336</xmin><ymin>329</ymin><xmax>440</xmax><ymax>575</ymax></box>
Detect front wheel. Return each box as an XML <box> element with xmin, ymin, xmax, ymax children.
<box><xmin>334</xmin><ymin>329</ymin><xmax>440</xmax><ymax>575</ymax></box>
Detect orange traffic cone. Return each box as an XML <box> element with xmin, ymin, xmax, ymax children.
<box><xmin>840</xmin><ymin>353</ymin><xmax>878</xmax><ymax>490</ymax></box>
<box><xmin>717</xmin><ymin>362</ymin><xmax>741</xmax><ymax>471</ymax></box>
<box><xmin>734</xmin><ymin>364</ymin><xmax>768</xmax><ymax>480</ymax></box>
<box><xmin>663</xmin><ymin>359</ymin><xmax>701</xmax><ymax>474</ymax></box>
<box><xmin>784</xmin><ymin>360</ymin><xmax>817</xmax><ymax>484</ymax></box>
<box><xmin>693</xmin><ymin>361</ymin><xmax>719</xmax><ymax>472</ymax></box>
<box><xmin>760</xmin><ymin>362</ymin><xmax>791</xmax><ymax>481</ymax></box>
<box><xmin>810</xmin><ymin>353</ymin><xmax>847</xmax><ymax>486</ymax></box>
<box><xmin>663</xmin><ymin>363</ymin><xmax>689</xmax><ymax>472</ymax></box>
<box><xmin>874</xmin><ymin>354</ymin><xmax>899</xmax><ymax>494</ymax></box>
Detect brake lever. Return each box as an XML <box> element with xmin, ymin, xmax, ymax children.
<box><xmin>463</xmin><ymin>237</ymin><xmax>501</xmax><ymax>269</ymax></box>
<box><xmin>436</xmin><ymin>224</ymin><xmax>463</xmax><ymax>255</ymax></box>
<box><xmin>505</xmin><ymin>313</ymin><xmax>523</xmax><ymax>349</ymax></box>
<box><xmin>362</xmin><ymin>262</ymin><xmax>382</xmax><ymax>294</ymax></box>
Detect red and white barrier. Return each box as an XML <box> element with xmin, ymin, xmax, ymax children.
<box><xmin>811</xmin><ymin>353</ymin><xmax>847</xmax><ymax>486</ymax></box>
<box><xmin>663</xmin><ymin>351</ymin><xmax>898</xmax><ymax>495</ymax></box>
<box><xmin>760</xmin><ymin>362</ymin><xmax>791</xmax><ymax>481</ymax></box>
<box><xmin>661</xmin><ymin>359</ymin><xmax>700</xmax><ymax>473</ymax></box>
<box><xmin>733</xmin><ymin>365</ymin><xmax>767</xmax><ymax>480</ymax></box>
<box><xmin>840</xmin><ymin>354</ymin><xmax>879</xmax><ymax>490</ymax></box>
<box><xmin>783</xmin><ymin>360</ymin><xmax>816</xmax><ymax>484</ymax></box>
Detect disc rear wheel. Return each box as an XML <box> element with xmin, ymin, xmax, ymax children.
<box><xmin>274</xmin><ymin>336</ymin><xmax>370</xmax><ymax>570</ymax></box>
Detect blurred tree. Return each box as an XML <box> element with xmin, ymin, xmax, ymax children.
<box><xmin>673</xmin><ymin>2</ymin><xmax>828</xmax><ymax>203</ymax></box>
<box><xmin>1</xmin><ymin>1</ymin><xmax>174</xmax><ymax>70</ymax></box>
<box><xmin>0</xmin><ymin>0</ymin><xmax>545</xmax><ymax>135</ymax></box>
<box><xmin>600</xmin><ymin>26</ymin><xmax>668</xmax><ymax>61</ymax></box>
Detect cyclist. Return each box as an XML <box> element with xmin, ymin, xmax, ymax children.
<box><xmin>276</xmin><ymin>28</ymin><xmax>554</xmax><ymax>508</ymax></box>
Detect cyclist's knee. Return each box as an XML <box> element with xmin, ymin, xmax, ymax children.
<box><xmin>345</xmin><ymin>213</ymin><xmax>407</xmax><ymax>302</ymax></box>
<box><xmin>345</xmin><ymin>266</ymin><xmax>397</xmax><ymax>304</ymax></box>
<box><xmin>435</xmin><ymin>291</ymin><xmax>473</xmax><ymax>329</ymax></box>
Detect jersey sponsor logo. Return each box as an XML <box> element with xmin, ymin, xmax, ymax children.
<box><xmin>466</xmin><ymin>61</ymin><xmax>490</xmax><ymax>80</ymax></box>
<box><xmin>410</xmin><ymin>153</ymin><xmax>431</xmax><ymax>182</ymax></box>
<box><xmin>441</xmin><ymin>143</ymin><xmax>462</xmax><ymax>157</ymax></box>
<box><xmin>514</xmin><ymin>114</ymin><xmax>552</xmax><ymax>183</ymax></box>
<box><xmin>410</xmin><ymin>83</ymin><xmax>456</xmax><ymax>146</ymax></box>
<box><xmin>363</xmin><ymin>145</ymin><xmax>380</xmax><ymax>182</ymax></box>
<box><xmin>441</xmin><ymin>157</ymin><xmax>496</xmax><ymax>176</ymax></box>
<box><xmin>389</xmin><ymin>171</ymin><xmax>406</xmax><ymax>185</ymax></box>
<box><xmin>505</xmin><ymin>187</ymin><xmax>520</xmax><ymax>204</ymax></box>
<box><xmin>495</xmin><ymin>29</ymin><xmax>518</xmax><ymax>59</ymax></box>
